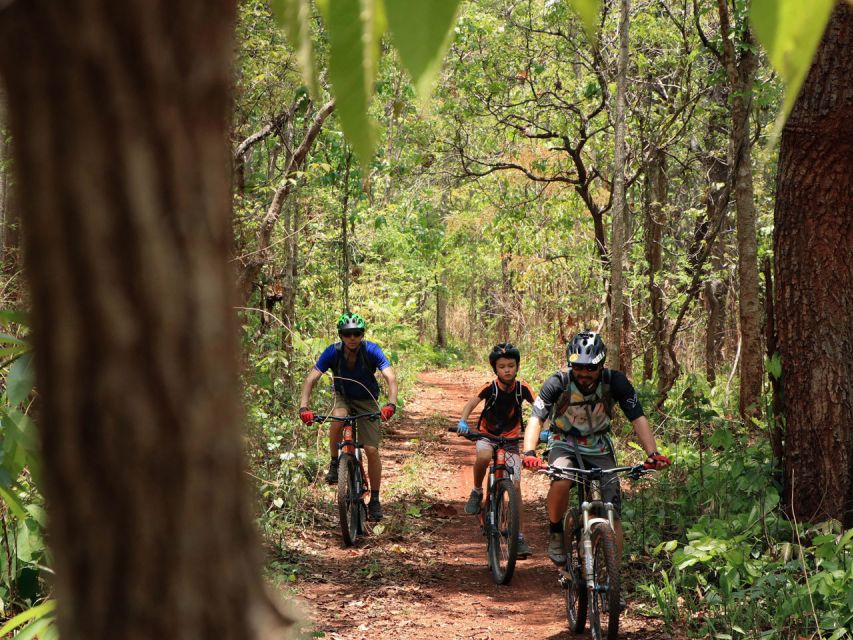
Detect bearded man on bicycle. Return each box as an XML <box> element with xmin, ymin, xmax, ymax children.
<box><xmin>299</xmin><ymin>312</ymin><xmax>398</xmax><ymax>521</ymax></box>
<box><xmin>521</xmin><ymin>331</ymin><xmax>670</xmax><ymax>565</ymax></box>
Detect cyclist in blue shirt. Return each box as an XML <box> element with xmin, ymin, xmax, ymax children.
<box><xmin>299</xmin><ymin>312</ymin><xmax>398</xmax><ymax>521</ymax></box>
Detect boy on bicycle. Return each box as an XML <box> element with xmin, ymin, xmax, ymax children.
<box><xmin>521</xmin><ymin>331</ymin><xmax>670</xmax><ymax>565</ymax></box>
<box><xmin>298</xmin><ymin>312</ymin><xmax>398</xmax><ymax>521</ymax></box>
<box><xmin>457</xmin><ymin>343</ymin><xmax>536</xmax><ymax>558</ymax></box>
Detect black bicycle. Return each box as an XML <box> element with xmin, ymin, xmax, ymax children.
<box><xmin>545</xmin><ymin>463</ymin><xmax>652</xmax><ymax>640</ymax></box>
<box><xmin>449</xmin><ymin>427</ymin><xmax>522</xmax><ymax>585</ymax></box>
<box><xmin>314</xmin><ymin>413</ymin><xmax>381</xmax><ymax>546</ymax></box>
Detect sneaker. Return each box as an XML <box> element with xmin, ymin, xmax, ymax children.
<box><xmin>548</xmin><ymin>531</ymin><xmax>567</xmax><ymax>565</ymax></box>
<box><xmin>517</xmin><ymin>536</ymin><xmax>532</xmax><ymax>559</ymax></box>
<box><xmin>324</xmin><ymin>460</ymin><xmax>339</xmax><ymax>485</ymax></box>
<box><xmin>368</xmin><ymin>498</ymin><xmax>383</xmax><ymax>521</ymax></box>
<box><xmin>464</xmin><ymin>489</ymin><xmax>483</xmax><ymax>515</ymax></box>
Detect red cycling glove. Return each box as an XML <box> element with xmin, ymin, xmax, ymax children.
<box><xmin>522</xmin><ymin>450</ymin><xmax>543</xmax><ymax>469</ymax></box>
<box><xmin>299</xmin><ymin>407</ymin><xmax>314</xmax><ymax>426</ymax></box>
<box><xmin>644</xmin><ymin>452</ymin><xmax>671</xmax><ymax>470</ymax></box>
<box><xmin>380</xmin><ymin>403</ymin><xmax>396</xmax><ymax>421</ymax></box>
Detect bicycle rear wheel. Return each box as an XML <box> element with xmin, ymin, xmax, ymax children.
<box><xmin>486</xmin><ymin>478</ymin><xmax>519</xmax><ymax>585</ymax></box>
<box><xmin>588</xmin><ymin>522</ymin><xmax>620</xmax><ymax>640</ymax></box>
<box><xmin>563</xmin><ymin>508</ymin><xmax>587</xmax><ymax>633</ymax></box>
<box><xmin>337</xmin><ymin>454</ymin><xmax>361</xmax><ymax>546</ymax></box>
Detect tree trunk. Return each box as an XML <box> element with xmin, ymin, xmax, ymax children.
<box><xmin>0</xmin><ymin>91</ymin><xmax>6</xmax><ymax>268</ymax></box>
<box><xmin>436</xmin><ymin>266</ymin><xmax>448</xmax><ymax>348</ymax></box>
<box><xmin>608</xmin><ymin>0</ymin><xmax>630</xmax><ymax>370</ymax></box>
<box><xmin>340</xmin><ymin>153</ymin><xmax>352</xmax><ymax>312</ymax></box>
<box><xmin>717</xmin><ymin>0</ymin><xmax>762</xmax><ymax>418</ymax></box>
<box><xmin>644</xmin><ymin>147</ymin><xmax>671</xmax><ymax>396</ymax></box>
<box><xmin>0</xmin><ymin>2</ymin><xmax>290</xmax><ymax>638</ymax></box>
<box><xmin>776</xmin><ymin>3</ymin><xmax>853</xmax><ymax>527</ymax></box>
<box><xmin>235</xmin><ymin>99</ymin><xmax>334</xmax><ymax>304</ymax></box>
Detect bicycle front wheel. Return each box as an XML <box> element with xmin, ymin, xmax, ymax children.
<box><xmin>337</xmin><ymin>454</ymin><xmax>361</xmax><ymax>546</ymax></box>
<box><xmin>588</xmin><ymin>522</ymin><xmax>620</xmax><ymax>640</ymax></box>
<box><xmin>563</xmin><ymin>508</ymin><xmax>587</xmax><ymax>633</ymax></box>
<box><xmin>486</xmin><ymin>478</ymin><xmax>519</xmax><ymax>585</ymax></box>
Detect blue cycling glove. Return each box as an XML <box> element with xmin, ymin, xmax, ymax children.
<box><xmin>539</xmin><ymin>429</ymin><xmax>551</xmax><ymax>443</ymax></box>
<box><xmin>457</xmin><ymin>419</ymin><xmax>470</xmax><ymax>435</ymax></box>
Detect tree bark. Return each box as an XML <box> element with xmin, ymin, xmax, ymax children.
<box><xmin>776</xmin><ymin>3</ymin><xmax>853</xmax><ymax>527</ymax></box>
<box><xmin>717</xmin><ymin>0</ymin><xmax>762</xmax><ymax>418</ymax></box>
<box><xmin>608</xmin><ymin>0</ymin><xmax>630</xmax><ymax>370</ymax></box>
<box><xmin>235</xmin><ymin>99</ymin><xmax>334</xmax><ymax>304</ymax></box>
<box><xmin>643</xmin><ymin>147</ymin><xmax>672</xmax><ymax>397</ymax></box>
<box><xmin>0</xmin><ymin>2</ymin><xmax>291</xmax><ymax>638</ymax></box>
<box><xmin>436</xmin><ymin>265</ymin><xmax>448</xmax><ymax>348</ymax></box>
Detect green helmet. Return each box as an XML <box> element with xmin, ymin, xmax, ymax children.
<box><xmin>337</xmin><ymin>312</ymin><xmax>366</xmax><ymax>333</ymax></box>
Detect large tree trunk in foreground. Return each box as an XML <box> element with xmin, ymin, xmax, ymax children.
<box><xmin>776</xmin><ymin>3</ymin><xmax>853</xmax><ymax>528</ymax></box>
<box><xmin>0</xmin><ymin>2</ymin><xmax>290</xmax><ymax>638</ymax></box>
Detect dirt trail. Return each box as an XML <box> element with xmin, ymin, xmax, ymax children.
<box><xmin>284</xmin><ymin>370</ymin><xmax>675</xmax><ymax>639</ymax></box>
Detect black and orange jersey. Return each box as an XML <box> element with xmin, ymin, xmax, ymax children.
<box><xmin>475</xmin><ymin>378</ymin><xmax>535</xmax><ymax>438</ymax></box>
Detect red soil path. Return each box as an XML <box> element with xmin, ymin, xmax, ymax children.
<box><xmin>283</xmin><ymin>369</ymin><xmax>680</xmax><ymax>640</ymax></box>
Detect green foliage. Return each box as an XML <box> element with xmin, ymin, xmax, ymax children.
<box><xmin>750</xmin><ymin>0</ymin><xmax>836</xmax><ymax>128</ymax></box>
<box><xmin>275</xmin><ymin>0</ymin><xmax>462</xmax><ymax>167</ymax></box>
<box><xmin>0</xmin><ymin>312</ymin><xmax>51</xmax><ymax>624</ymax></box>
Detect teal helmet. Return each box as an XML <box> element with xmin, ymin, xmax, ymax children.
<box><xmin>337</xmin><ymin>312</ymin><xmax>366</xmax><ymax>334</ymax></box>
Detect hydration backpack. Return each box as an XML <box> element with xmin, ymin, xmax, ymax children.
<box><xmin>550</xmin><ymin>368</ymin><xmax>614</xmax><ymax>435</ymax></box>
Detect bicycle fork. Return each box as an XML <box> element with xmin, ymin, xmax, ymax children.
<box><xmin>338</xmin><ymin>424</ymin><xmax>370</xmax><ymax>500</ymax></box>
<box><xmin>581</xmin><ymin>501</ymin><xmax>617</xmax><ymax>592</ymax></box>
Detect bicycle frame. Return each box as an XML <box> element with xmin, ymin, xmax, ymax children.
<box><xmin>314</xmin><ymin>412</ymin><xmax>381</xmax><ymax>546</ymax></box>
<box><xmin>550</xmin><ymin>465</ymin><xmax>647</xmax><ymax>588</ymax></box>
<box><xmin>450</xmin><ymin>427</ymin><xmax>523</xmax><ymax>584</ymax></box>
<box><xmin>337</xmin><ymin>419</ymin><xmax>370</xmax><ymax>499</ymax></box>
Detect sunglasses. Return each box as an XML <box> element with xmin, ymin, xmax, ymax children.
<box><xmin>339</xmin><ymin>331</ymin><xmax>364</xmax><ymax>338</ymax></box>
<box><xmin>571</xmin><ymin>363</ymin><xmax>600</xmax><ymax>372</ymax></box>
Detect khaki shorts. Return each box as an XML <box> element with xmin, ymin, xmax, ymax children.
<box><xmin>330</xmin><ymin>395</ymin><xmax>382</xmax><ymax>448</ymax></box>
<box><xmin>547</xmin><ymin>446</ymin><xmax>622</xmax><ymax>516</ymax></box>
<box><xmin>475</xmin><ymin>439</ymin><xmax>521</xmax><ymax>486</ymax></box>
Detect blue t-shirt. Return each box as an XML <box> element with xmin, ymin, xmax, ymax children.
<box><xmin>314</xmin><ymin>340</ymin><xmax>391</xmax><ymax>400</ymax></box>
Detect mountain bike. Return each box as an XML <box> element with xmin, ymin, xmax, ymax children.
<box><xmin>449</xmin><ymin>427</ymin><xmax>522</xmax><ymax>585</ymax></box>
<box><xmin>545</xmin><ymin>463</ymin><xmax>653</xmax><ymax>640</ymax></box>
<box><xmin>314</xmin><ymin>412</ymin><xmax>381</xmax><ymax>546</ymax></box>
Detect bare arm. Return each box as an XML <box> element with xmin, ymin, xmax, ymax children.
<box><xmin>380</xmin><ymin>366</ymin><xmax>398</xmax><ymax>405</ymax></box>
<box><xmin>299</xmin><ymin>368</ymin><xmax>323</xmax><ymax>408</ymax></box>
<box><xmin>630</xmin><ymin>415</ymin><xmax>658</xmax><ymax>456</ymax></box>
<box><xmin>459</xmin><ymin>396</ymin><xmax>483</xmax><ymax>422</ymax></box>
<box><xmin>523</xmin><ymin>415</ymin><xmax>545</xmax><ymax>453</ymax></box>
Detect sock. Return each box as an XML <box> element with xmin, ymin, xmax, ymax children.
<box><xmin>472</xmin><ymin>487</ymin><xmax>483</xmax><ymax>494</ymax></box>
<box><xmin>549</xmin><ymin>520</ymin><xmax>564</xmax><ymax>534</ymax></box>
<box><xmin>370</xmin><ymin>490</ymin><xmax>380</xmax><ymax>501</ymax></box>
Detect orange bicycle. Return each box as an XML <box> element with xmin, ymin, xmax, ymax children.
<box><xmin>450</xmin><ymin>427</ymin><xmax>522</xmax><ymax>585</ymax></box>
<box><xmin>315</xmin><ymin>412</ymin><xmax>380</xmax><ymax>546</ymax></box>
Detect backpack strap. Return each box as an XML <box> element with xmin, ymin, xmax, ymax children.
<box><xmin>479</xmin><ymin>379</ymin><xmax>524</xmax><ymax>428</ymax></box>
<box><xmin>332</xmin><ymin>342</ymin><xmax>370</xmax><ymax>377</ymax></box>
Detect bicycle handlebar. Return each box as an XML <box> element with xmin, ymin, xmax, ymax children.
<box><xmin>314</xmin><ymin>412</ymin><xmax>382</xmax><ymax>424</ymax></box>
<box><xmin>542</xmin><ymin>463</ymin><xmax>653</xmax><ymax>482</ymax></box>
<box><xmin>447</xmin><ymin>426</ymin><xmax>523</xmax><ymax>444</ymax></box>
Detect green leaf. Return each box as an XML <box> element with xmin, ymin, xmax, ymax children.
<box><xmin>7</xmin><ymin>352</ymin><xmax>35</xmax><ymax>405</ymax></box>
<box><xmin>384</xmin><ymin>0</ymin><xmax>461</xmax><ymax>100</ymax></box>
<box><xmin>750</xmin><ymin>0</ymin><xmax>835</xmax><ymax>126</ymax></box>
<box><xmin>567</xmin><ymin>0</ymin><xmax>602</xmax><ymax>41</ymax></box>
<box><xmin>0</xmin><ymin>485</ymin><xmax>27</xmax><ymax>519</ymax></box>
<box><xmin>0</xmin><ymin>600</ymin><xmax>55</xmax><ymax>636</ymax></box>
<box><xmin>272</xmin><ymin>0</ymin><xmax>320</xmax><ymax>98</ymax></box>
<box><xmin>766</xmin><ymin>351</ymin><xmax>782</xmax><ymax>379</ymax></box>
<box><xmin>325</xmin><ymin>0</ymin><xmax>382</xmax><ymax>169</ymax></box>
<box><xmin>0</xmin><ymin>310</ymin><xmax>27</xmax><ymax>327</ymax></box>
